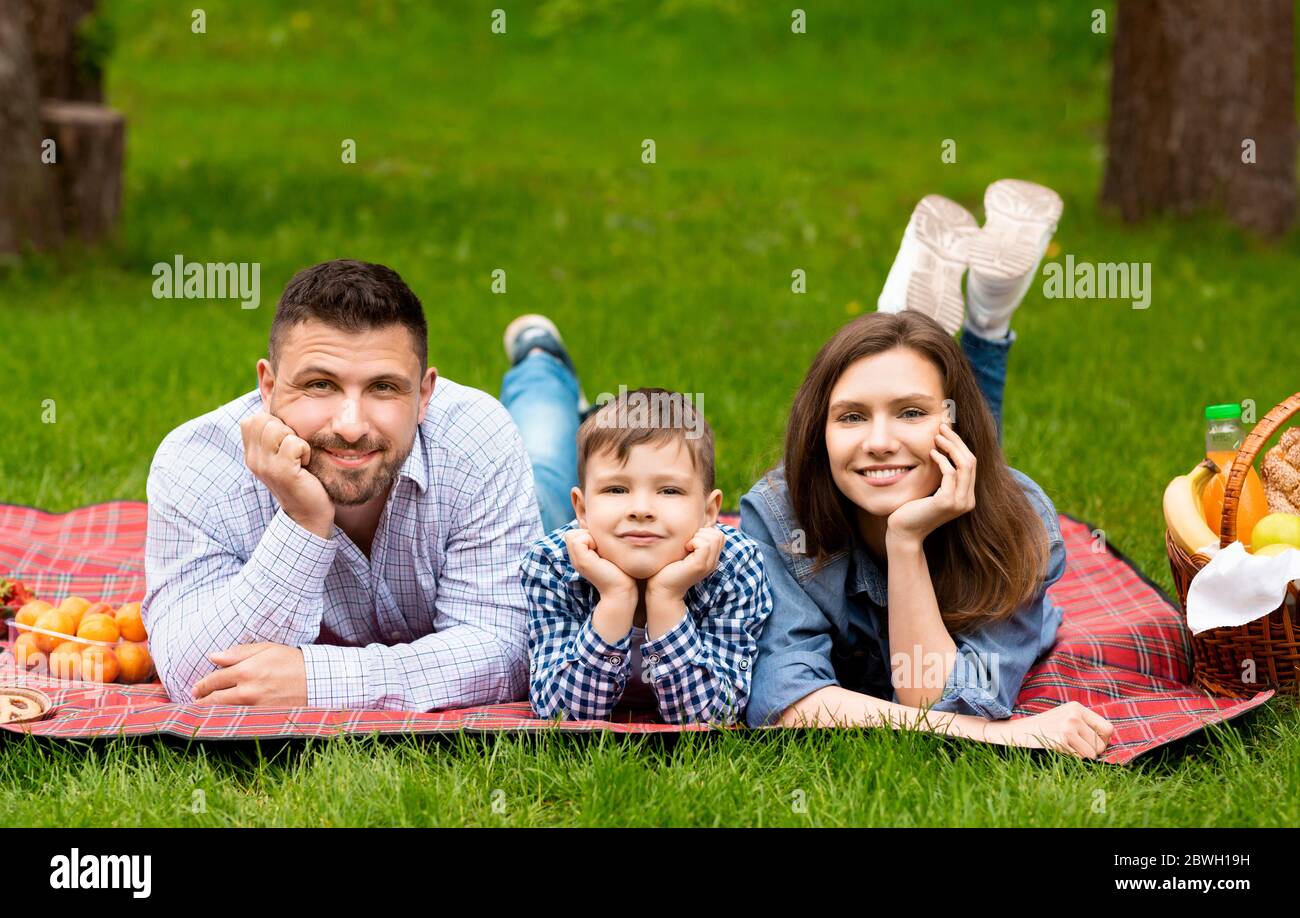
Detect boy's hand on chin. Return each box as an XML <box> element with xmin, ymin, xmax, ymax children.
<box><xmin>886</xmin><ymin>421</ymin><xmax>976</xmax><ymax>546</ymax></box>
<box><xmin>646</xmin><ymin>527</ymin><xmax>725</xmax><ymax>599</ymax></box>
<box><xmin>564</xmin><ymin>528</ymin><xmax>637</xmax><ymax>599</ymax></box>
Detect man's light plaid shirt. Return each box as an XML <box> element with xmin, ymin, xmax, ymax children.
<box><xmin>144</xmin><ymin>378</ymin><xmax>542</xmax><ymax>710</ymax></box>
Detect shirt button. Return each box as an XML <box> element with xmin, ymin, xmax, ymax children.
<box><xmin>740</xmin><ymin>659</ymin><xmax>749</xmax><ymax>670</ymax></box>
<box><xmin>649</xmin><ymin>653</ymin><xmax>660</xmax><ymax>664</ymax></box>
<box><xmin>608</xmin><ymin>655</ymin><xmax>621</xmax><ymax>665</ymax></box>
<box><xmin>529</xmin><ymin>662</ymin><xmax>536</xmax><ymax>673</ymax></box>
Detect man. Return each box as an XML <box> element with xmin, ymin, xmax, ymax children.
<box><xmin>143</xmin><ymin>259</ymin><xmax>543</xmax><ymax>710</ymax></box>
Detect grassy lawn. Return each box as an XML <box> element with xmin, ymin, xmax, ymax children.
<box><xmin>2</xmin><ymin>0</ymin><xmax>1299</xmax><ymax>826</ymax></box>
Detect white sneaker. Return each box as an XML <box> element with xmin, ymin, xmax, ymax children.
<box><xmin>877</xmin><ymin>195</ymin><xmax>979</xmax><ymax>336</ymax></box>
<box><xmin>964</xmin><ymin>179</ymin><xmax>1063</xmax><ymax>339</ymax></box>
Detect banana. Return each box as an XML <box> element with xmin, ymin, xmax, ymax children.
<box><xmin>1164</xmin><ymin>458</ymin><xmax>1221</xmax><ymax>556</ymax></box>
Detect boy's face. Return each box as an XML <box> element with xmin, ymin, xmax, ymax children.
<box><xmin>572</xmin><ymin>438</ymin><xmax>723</xmax><ymax>581</ymax></box>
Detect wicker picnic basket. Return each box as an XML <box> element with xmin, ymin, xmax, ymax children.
<box><xmin>1165</xmin><ymin>392</ymin><xmax>1300</xmax><ymax>698</ymax></box>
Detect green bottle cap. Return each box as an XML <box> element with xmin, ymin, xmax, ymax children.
<box><xmin>1205</xmin><ymin>403</ymin><xmax>1243</xmax><ymax>420</ymax></box>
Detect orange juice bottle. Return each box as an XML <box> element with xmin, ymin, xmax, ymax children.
<box><xmin>1202</xmin><ymin>403</ymin><xmax>1268</xmax><ymax>549</ymax></box>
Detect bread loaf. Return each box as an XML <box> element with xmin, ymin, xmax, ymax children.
<box><xmin>1261</xmin><ymin>427</ymin><xmax>1300</xmax><ymax>514</ymax></box>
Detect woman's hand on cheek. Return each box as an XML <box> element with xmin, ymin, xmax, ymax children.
<box><xmin>885</xmin><ymin>421</ymin><xmax>976</xmax><ymax>547</ymax></box>
<box><xmin>646</xmin><ymin>527</ymin><xmax>725</xmax><ymax>600</ymax></box>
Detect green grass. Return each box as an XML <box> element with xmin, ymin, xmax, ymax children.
<box><xmin>4</xmin><ymin>709</ymin><xmax>1300</xmax><ymax>827</ymax></box>
<box><xmin>2</xmin><ymin>0</ymin><xmax>1299</xmax><ymax>825</ymax></box>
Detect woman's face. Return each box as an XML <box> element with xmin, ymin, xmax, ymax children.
<box><xmin>824</xmin><ymin>347</ymin><xmax>948</xmax><ymax>518</ymax></box>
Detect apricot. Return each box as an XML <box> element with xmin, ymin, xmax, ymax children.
<box><xmin>77</xmin><ymin>613</ymin><xmax>120</xmax><ymax>644</ymax></box>
<box><xmin>79</xmin><ymin>645</ymin><xmax>119</xmax><ymax>683</ymax></box>
<box><xmin>15</xmin><ymin>600</ymin><xmax>53</xmax><ymax>627</ymax></box>
<box><xmin>57</xmin><ymin>596</ymin><xmax>92</xmax><ymax>629</ymax></box>
<box><xmin>81</xmin><ymin>601</ymin><xmax>115</xmax><ymax>624</ymax></box>
<box><xmin>32</xmin><ymin>610</ymin><xmax>77</xmax><ymax>653</ymax></box>
<box><xmin>48</xmin><ymin>642</ymin><xmax>83</xmax><ymax>680</ymax></box>
<box><xmin>115</xmin><ymin>602</ymin><xmax>147</xmax><ymax>642</ymax></box>
<box><xmin>12</xmin><ymin>632</ymin><xmax>45</xmax><ymax>670</ymax></box>
<box><xmin>115</xmin><ymin>641</ymin><xmax>155</xmax><ymax>684</ymax></box>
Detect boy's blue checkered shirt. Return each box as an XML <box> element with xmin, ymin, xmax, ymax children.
<box><xmin>520</xmin><ymin>520</ymin><xmax>773</xmax><ymax>726</ymax></box>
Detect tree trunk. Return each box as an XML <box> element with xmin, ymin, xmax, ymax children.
<box><xmin>0</xmin><ymin>0</ymin><xmax>62</xmax><ymax>255</ymax></box>
<box><xmin>1101</xmin><ymin>0</ymin><xmax>1296</xmax><ymax>239</ymax></box>
<box><xmin>41</xmin><ymin>100</ymin><xmax>124</xmax><ymax>243</ymax></box>
<box><xmin>22</xmin><ymin>0</ymin><xmax>101</xmax><ymax>101</ymax></box>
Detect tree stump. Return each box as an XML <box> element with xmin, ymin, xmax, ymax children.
<box><xmin>0</xmin><ymin>0</ymin><xmax>62</xmax><ymax>254</ymax></box>
<box><xmin>22</xmin><ymin>0</ymin><xmax>101</xmax><ymax>102</ymax></box>
<box><xmin>40</xmin><ymin>100</ymin><xmax>124</xmax><ymax>243</ymax></box>
<box><xmin>1101</xmin><ymin>0</ymin><xmax>1296</xmax><ymax>239</ymax></box>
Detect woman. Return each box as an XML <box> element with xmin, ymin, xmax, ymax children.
<box><xmin>741</xmin><ymin>184</ymin><xmax>1114</xmax><ymax>758</ymax></box>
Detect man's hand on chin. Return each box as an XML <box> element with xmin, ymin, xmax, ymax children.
<box><xmin>192</xmin><ymin>642</ymin><xmax>308</xmax><ymax>706</ymax></box>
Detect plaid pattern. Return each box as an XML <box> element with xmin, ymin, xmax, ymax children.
<box><xmin>0</xmin><ymin>501</ymin><xmax>146</xmax><ymax>603</ymax></box>
<box><xmin>142</xmin><ymin>383</ymin><xmax>542</xmax><ymax>711</ymax></box>
<box><xmin>521</xmin><ymin>521</ymin><xmax>773</xmax><ymax>725</ymax></box>
<box><xmin>0</xmin><ymin>503</ymin><xmax>1275</xmax><ymax>764</ymax></box>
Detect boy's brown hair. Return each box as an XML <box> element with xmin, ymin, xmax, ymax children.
<box><xmin>576</xmin><ymin>387</ymin><xmax>715</xmax><ymax>493</ymax></box>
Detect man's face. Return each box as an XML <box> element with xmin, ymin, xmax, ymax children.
<box><xmin>256</xmin><ymin>319</ymin><xmax>435</xmax><ymax>507</ymax></box>
<box><xmin>572</xmin><ymin>438</ymin><xmax>722</xmax><ymax>580</ymax></box>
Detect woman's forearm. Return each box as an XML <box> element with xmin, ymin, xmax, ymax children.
<box><xmin>885</xmin><ymin>535</ymin><xmax>958</xmax><ymax>708</ymax></box>
<box><xmin>780</xmin><ymin>685</ymin><xmax>1006</xmax><ymax>745</ymax></box>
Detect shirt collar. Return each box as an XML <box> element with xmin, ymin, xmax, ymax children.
<box><xmin>398</xmin><ymin>425</ymin><xmax>429</xmax><ymax>494</ymax></box>
<box><xmin>555</xmin><ymin>522</ymin><xmax>586</xmax><ymax>584</ymax></box>
<box><xmin>848</xmin><ymin>534</ymin><xmax>888</xmax><ymax>607</ymax></box>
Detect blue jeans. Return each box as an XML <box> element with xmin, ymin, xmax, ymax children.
<box><xmin>502</xmin><ymin>328</ymin><xmax>1013</xmax><ymax>532</ymax></box>
<box><xmin>501</xmin><ymin>352</ymin><xmax>585</xmax><ymax>534</ymax></box>
<box><xmin>961</xmin><ymin>326</ymin><xmax>1014</xmax><ymax>444</ymax></box>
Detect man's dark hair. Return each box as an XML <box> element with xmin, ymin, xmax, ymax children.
<box><xmin>269</xmin><ymin>259</ymin><xmax>428</xmax><ymax>372</ymax></box>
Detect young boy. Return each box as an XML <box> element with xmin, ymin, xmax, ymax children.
<box><xmin>517</xmin><ymin>386</ymin><xmax>773</xmax><ymax>726</ymax></box>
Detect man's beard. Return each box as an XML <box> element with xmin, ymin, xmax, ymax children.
<box><xmin>304</xmin><ymin>433</ymin><xmax>410</xmax><ymax>506</ymax></box>
<box><xmin>266</xmin><ymin>395</ymin><xmax>413</xmax><ymax>507</ymax></box>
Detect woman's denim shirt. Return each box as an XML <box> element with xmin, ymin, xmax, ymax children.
<box><xmin>739</xmin><ymin>464</ymin><xmax>1067</xmax><ymax>728</ymax></box>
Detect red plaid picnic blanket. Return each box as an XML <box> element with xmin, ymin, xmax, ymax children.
<box><xmin>0</xmin><ymin>501</ymin><xmax>1274</xmax><ymax>764</ymax></box>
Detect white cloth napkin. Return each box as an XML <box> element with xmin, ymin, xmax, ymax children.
<box><xmin>1186</xmin><ymin>542</ymin><xmax>1300</xmax><ymax>634</ymax></box>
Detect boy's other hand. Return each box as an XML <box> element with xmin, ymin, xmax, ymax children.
<box><xmin>646</xmin><ymin>526</ymin><xmax>724</xmax><ymax>600</ymax></box>
<box><xmin>564</xmin><ymin>528</ymin><xmax>638</xmax><ymax>601</ymax></box>
<box><xmin>240</xmin><ymin>411</ymin><xmax>335</xmax><ymax>539</ymax></box>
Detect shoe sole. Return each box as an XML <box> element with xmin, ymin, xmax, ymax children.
<box><xmin>896</xmin><ymin>195</ymin><xmax>978</xmax><ymax>336</ymax></box>
<box><xmin>502</xmin><ymin>314</ymin><xmax>590</xmax><ymax>412</ymax></box>
<box><xmin>967</xmin><ymin>179</ymin><xmax>1063</xmax><ymax>281</ymax></box>
<box><xmin>503</xmin><ymin>313</ymin><xmax>561</xmax><ymax>358</ymax></box>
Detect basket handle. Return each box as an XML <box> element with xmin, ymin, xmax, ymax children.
<box><xmin>1220</xmin><ymin>392</ymin><xmax>1300</xmax><ymax>548</ymax></box>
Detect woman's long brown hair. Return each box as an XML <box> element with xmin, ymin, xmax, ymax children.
<box><xmin>781</xmin><ymin>311</ymin><xmax>1050</xmax><ymax>635</ymax></box>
